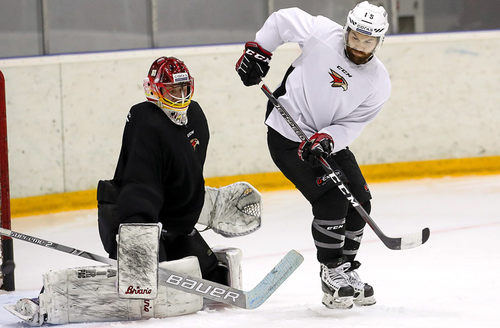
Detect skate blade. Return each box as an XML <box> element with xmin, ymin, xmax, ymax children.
<box><xmin>322</xmin><ymin>294</ymin><xmax>353</xmax><ymax>309</ymax></box>
<box><xmin>354</xmin><ymin>295</ymin><xmax>376</xmax><ymax>306</ymax></box>
<box><xmin>4</xmin><ymin>304</ymin><xmax>35</xmax><ymax>321</ymax></box>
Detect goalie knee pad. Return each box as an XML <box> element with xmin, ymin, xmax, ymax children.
<box><xmin>212</xmin><ymin>247</ymin><xmax>243</xmax><ymax>289</ymax></box>
<box><xmin>4</xmin><ymin>257</ymin><xmax>203</xmax><ymax>326</ymax></box>
<box><xmin>203</xmin><ymin>247</ymin><xmax>243</xmax><ymax>308</ymax></box>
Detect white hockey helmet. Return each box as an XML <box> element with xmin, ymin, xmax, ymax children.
<box><xmin>344</xmin><ymin>1</ymin><xmax>389</xmax><ymax>54</ymax></box>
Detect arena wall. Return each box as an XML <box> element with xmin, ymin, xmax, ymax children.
<box><xmin>1</xmin><ymin>30</ymin><xmax>499</xmax><ymax>215</ymax></box>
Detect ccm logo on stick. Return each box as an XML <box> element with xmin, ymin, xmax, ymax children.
<box><xmin>165</xmin><ymin>274</ymin><xmax>240</xmax><ymax>303</ymax></box>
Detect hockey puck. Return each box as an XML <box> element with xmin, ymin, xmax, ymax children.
<box><xmin>1</xmin><ymin>260</ymin><xmax>15</xmax><ymax>276</ymax></box>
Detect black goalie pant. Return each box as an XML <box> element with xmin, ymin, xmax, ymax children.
<box><xmin>267</xmin><ymin>127</ymin><xmax>372</xmax><ymax>264</ymax></box>
<box><xmin>159</xmin><ymin>228</ymin><xmax>227</xmax><ymax>285</ymax></box>
<box><xmin>97</xmin><ymin>178</ymin><xmax>226</xmax><ymax>285</ymax></box>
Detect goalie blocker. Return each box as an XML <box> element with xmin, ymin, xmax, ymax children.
<box><xmin>117</xmin><ymin>223</ymin><xmax>161</xmax><ymax>300</ymax></box>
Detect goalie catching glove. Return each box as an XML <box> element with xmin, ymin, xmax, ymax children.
<box><xmin>198</xmin><ymin>181</ymin><xmax>262</xmax><ymax>237</ymax></box>
<box><xmin>298</xmin><ymin>133</ymin><xmax>334</xmax><ymax>167</ymax></box>
<box><xmin>236</xmin><ymin>42</ymin><xmax>272</xmax><ymax>86</ymax></box>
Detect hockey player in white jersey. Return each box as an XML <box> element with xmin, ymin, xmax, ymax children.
<box><xmin>236</xmin><ymin>1</ymin><xmax>391</xmax><ymax>309</ymax></box>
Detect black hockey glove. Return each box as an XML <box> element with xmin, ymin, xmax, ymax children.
<box><xmin>298</xmin><ymin>133</ymin><xmax>334</xmax><ymax>167</ymax></box>
<box><xmin>236</xmin><ymin>42</ymin><xmax>272</xmax><ymax>86</ymax></box>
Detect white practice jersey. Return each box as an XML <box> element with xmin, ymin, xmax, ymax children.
<box><xmin>256</xmin><ymin>7</ymin><xmax>391</xmax><ymax>153</ymax></box>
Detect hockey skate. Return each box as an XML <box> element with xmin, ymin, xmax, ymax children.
<box><xmin>4</xmin><ymin>298</ymin><xmax>45</xmax><ymax>326</ymax></box>
<box><xmin>320</xmin><ymin>260</ymin><xmax>355</xmax><ymax>309</ymax></box>
<box><xmin>345</xmin><ymin>261</ymin><xmax>376</xmax><ymax>306</ymax></box>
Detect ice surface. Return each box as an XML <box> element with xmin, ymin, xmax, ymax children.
<box><xmin>1</xmin><ymin>174</ymin><xmax>500</xmax><ymax>327</ymax></box>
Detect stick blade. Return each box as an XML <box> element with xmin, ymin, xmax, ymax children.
<box><xmin>399</xmin><ymin>227</ymin><xmax>431</xmax><ymax>250</ymax></box>
<box><xmin>245</xmin><ymin>250</ymin><xmax>304</xmax><ymax>309</ymax></box>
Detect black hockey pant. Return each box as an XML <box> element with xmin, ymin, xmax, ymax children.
<box><xmin>267</xmin><ymin>127</ymin><xmax>372</xmax><ymax>264</ymax></box>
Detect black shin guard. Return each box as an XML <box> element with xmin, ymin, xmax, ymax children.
<box><xmin>311</xmin><ymin>190</ymin><xmax>350</xmax><ymax>263</ymax></box>
<box><xmin>343</xmin><ymin>201</ymin><xmax>371</xmax><ymax>262</ymax></box>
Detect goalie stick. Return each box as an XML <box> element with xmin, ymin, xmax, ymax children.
<box><xmin>0</xmin><ymin>227</ymin><xmax>303</xmax><ymax>309</ymax></box>
<box><xmin>260</xmin><ymin>82</ymin><xmax>430</xmax><ymax>250</ymax></box>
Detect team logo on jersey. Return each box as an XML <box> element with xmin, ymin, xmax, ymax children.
<box><xmin>191</xmin><ymin>138</ymin><xmax>199</xmax><ymax>150</ymax></box>
<box><xmin>329</xmin><ymin>69</ymin><xmax>348</xmax><ymax>91</ymax></box>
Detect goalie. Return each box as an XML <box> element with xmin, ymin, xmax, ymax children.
<box><xmin>6</xmin><ymin>56</ymin><xmax>262</xmax><ymax>325</ymax></box>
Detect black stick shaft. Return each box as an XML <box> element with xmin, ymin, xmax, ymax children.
<box><xmin>0</xmin><ymin>227</ymin><xmax>115</xmax><ymax>265</ymax></box>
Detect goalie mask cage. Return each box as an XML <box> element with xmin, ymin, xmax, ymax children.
<box><xmin>0</xmin><ymin>70</ymin><xmax>14</xmax><ymax>291</ymax></box>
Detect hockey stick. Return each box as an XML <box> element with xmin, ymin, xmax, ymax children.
<box><xmin>260</xmin><ymin>82</ymin><xmax>430</xmax><ymax>250</ymax></box>
<box><xmin>0</xmin><ymin>227</ymin><xmax>303</xmax><ymax>309</ymax></box>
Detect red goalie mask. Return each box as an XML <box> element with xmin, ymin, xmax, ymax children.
<box><xmin>143</xmin><ymin>57</ymin><xmax>194</xmax><ymax>125</ymax></box>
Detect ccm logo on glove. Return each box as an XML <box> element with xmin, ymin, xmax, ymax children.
<box><xmin>236</xmin><ymin>42</ymin><xmax>273</xmax><ymax>86</ymax></box>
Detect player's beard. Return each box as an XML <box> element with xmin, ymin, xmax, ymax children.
<box><xmin>345</xmin><ymin>46</ymin><xmax>373</xmax><ymax>65</ymax></box>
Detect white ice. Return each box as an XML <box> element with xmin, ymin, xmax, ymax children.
<box><xmin>1</xmin><ymin>174</ymin><xmax>500</xmax><ymax>327</ymax></box>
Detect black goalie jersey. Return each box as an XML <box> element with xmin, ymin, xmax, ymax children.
<box><xmin>113</xmin><ymin>100</ymin><xmax>209</xmax><ymax>234</ymax></box>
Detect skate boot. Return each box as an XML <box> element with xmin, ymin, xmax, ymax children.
<box><xmin>345</xmin><ymin>261</ymin><xmax>376</xmax><ymax>306</ymax></box>
<box><xmin>4</xmin><ymin>298</ymin><xmax>45</xmax><ymax>326</ymax></box>
<box><xmin>320</xmin><ymin>259</ymin><xmax>355</xmax><ymax>309</ymax></box>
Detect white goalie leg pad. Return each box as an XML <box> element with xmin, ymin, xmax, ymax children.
<box><xmin>198</xmin><ymin>182</ymin><xmax>262</xmax><ymax>237</ymax></box>
<box><xmin>4</xmin><ymin>257</ymin><xmax>203</xmax><ymax>325</ymax></box>
<box><xmin>145</xmin><ymin>257</ymin><xmax>203</xmax><ymax>318</ymax></box>
<box><xmin>117</xmin><ymin>223</ymin><xmax>161</xmax><ymax>299</ymax></box>
<box><xmin>38</xmin><ymin>266</ymin><xmax>140</xmax><ymax>325</ymax></box>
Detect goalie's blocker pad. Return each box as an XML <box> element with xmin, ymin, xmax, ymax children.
<box><xmin>198</xmin><ymin>182</ymin><xmax>262</xmax><ymax>237</ymax></box>
<box><xmin>117</xmin><ymin>223</ymin><xmax>161</xmax><ymax>299</ymax></box>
